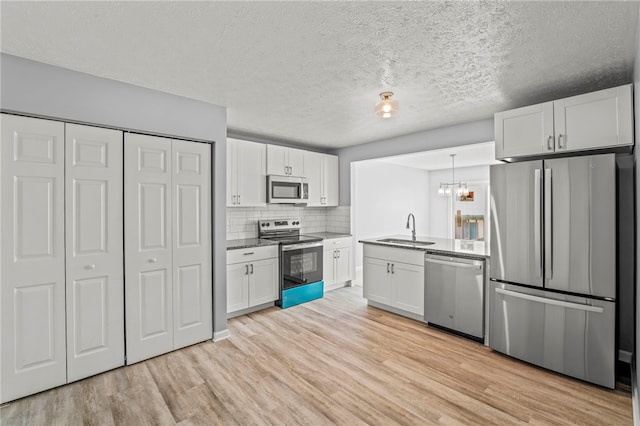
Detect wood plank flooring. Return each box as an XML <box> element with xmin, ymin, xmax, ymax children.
<box><xmin>1</xmin><ymin>286</ymin><xmax>632</xmax><ymax>425</ymax></box>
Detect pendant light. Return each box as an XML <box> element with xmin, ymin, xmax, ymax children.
<box><xmin>375</xmin><ymin>92</ymin><xmax>398</xmax><ymax>118</ymax></box>
<box><xmin>438</xmin><ymin>154</ymin><xmax>469</xmax><ymax>197</ymax></box>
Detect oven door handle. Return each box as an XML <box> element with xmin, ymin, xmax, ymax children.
<box><xmin>284</xmin><ymin>274</ymin><xmax>308</xmax><ymax>284</ymax></box>
<box><xmin>281</xmin><ymin>242</ymin><xmax>324</xmax><ymax>251</ymax></box>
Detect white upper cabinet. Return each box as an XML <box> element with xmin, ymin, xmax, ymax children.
<box><xmin>495</xmin><ymin>84</ymin><xmax>633</xmax><ymax>160</ymax></box>
<box><xmin>267</xmin><ymin>144</ymin><xmax>304</xmax><ymax>176</ymax></box>
<box><xmin>227</xmin><ymin>138</ymin><xmax>266</xmax><ymax>207</ymax></box>
<box><xmin>303</xmin><ymin>151</ymin><xmax>339</xmax><ymax>207</ymax></box>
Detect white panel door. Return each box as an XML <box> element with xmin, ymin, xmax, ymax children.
<box><xmin>323</xmin><ymin>154</ymin><xmax>339</xmax><ymax>207</ymax></box>
<box><xmin>236</xmin><ymin>139</ymin><xmax>266</xmax><ymax>207</ymax></box>
<box><xmin>335</xmin><ymin>248</ymin><xmax>351</xmax><ymax>283</ymax></box>
<box><xmin>303</xmin><ymin>151</ymin><xmax>323</xmax><ymax>206</ymax></box>
<box><xmin>363</xmin><ymin>257</ymin><xmax>392</xmax><ymax>305</ymax></box>
<box><xmin>227</xmin><ymin>263</ymin><xmax>249</xmax><ymax>313</ymax></box>
<box><xmin>65</xmin><ymin>124</ymin><xmax>124</xmax><ymax>382</ymax></box>
<box><xmin>266</xmin><ymin>144</ymin><xmax>288</xmax><ymax>175</ymax></box>
<box><xmin>226</xmin><ymin>139</ymin><xmax>238</xmax><ymax>206</ymax></box>
<box><xmin>248</xmin><ymin>258</ymin><xmax>279</xmax><ymax>306</ymax></box>
<box><xmin>125</xmin><ymin>133</ymin><xmax>173</xmax><ymax>364</ymax></box>
<box><xmin>393</xmin><ymin>263</ymin><xmax>424</xmax><ymax>316</ymax></box>
<box><xmin>1</xmin><ymin>114</ymin><xmax>66</xmax><ymax>403</ymax></box>
<box><xmin>171</xmin><ymin>140</ymin><xmax>212</xmax><ymax>350</ymax></box>
<box><xmin>495</xmin><ymin>102</ymin><xmax>554</xmax><ymax>159</ymax></box>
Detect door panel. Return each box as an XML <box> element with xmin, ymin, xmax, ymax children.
<box><xmin>125</xmin><ymin>133</ymin><xmax>174</xmax><ymax>364</ymax></box>
<box><xmin>303</xmin><ymin>151</ymin><xmax>323</xmax><ymax>206</ymax></box>
<box><xmin>172</xmin><ymin>140</ymin><xmax>212</xmax><ymax>350</ymax></box>
<box><xmin>393</xmin><ymin>263</ymin><xmax>424</xmax><ymax>316</ymax></box>
<box><xmin>495</xmin><ymin>102</ymin><xmax>554</xmax><ymax>159</ymax></box>
<box><xmin>249</xmin><ymin>258</ymin><xmax>279</xmax><ymax>306</ymax></box>
<box><xmin>227</xmin><ymin>263</ymin><xmax>249</xmax><ymax>313</ymax></box>
<box><xmin>490</xmin><ymin>161</ymin><xmax>543</xmax><ymax>287</ymax></box>
<box><xmin>66</xmin><ymin>124</ymin><xmax>124</xmax><ymax>382</ymax></box>
<box><xmin>1</xmin><ymin>114</ymin><xmax>66</xmax><ymax>403</ymax></box>
<box><xmin>363</xmin><ymin>257</ymin><xmax>392</xmax><ymax>305</ymax></box>
<box><xmin>237</xmin><ymin>139</ymin><xmax>266</xmax><ymax>206</ymax></box>
<box><xmin>324</xmin><ymin>155</ymin><xmax>339</xmax><ymax>206</ymax></box>
<box><xmin>544</xmin><ymin>155</ymin><xmax>615</xmax><ymax>298</ymax></box>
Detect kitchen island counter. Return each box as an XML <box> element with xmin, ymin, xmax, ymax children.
<box><xmin>359</xmin><ymin>235</ymin><xmax>488</xmax><ymax>260</ymax></box>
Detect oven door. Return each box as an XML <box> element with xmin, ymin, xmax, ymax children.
<box><xmin>281</xmin><ymin>242</ymin><xmax>323</xmax><ymax>290</ymax></box>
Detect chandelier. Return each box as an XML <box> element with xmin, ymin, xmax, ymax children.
<box><xmin>438</xmin><ymin>154</ymin><xmax>469</xmax><ymax>196</ymax></box>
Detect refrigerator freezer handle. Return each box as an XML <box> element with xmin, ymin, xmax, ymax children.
<box><xmin>544</xmin><ymin>168</ymin><xmax>553</xmax><ymax>280</ymax></box>
<box><xmin>534</xmin><ymin>169</ymin><xmax>542</xmax><ymax>277</ymax></box>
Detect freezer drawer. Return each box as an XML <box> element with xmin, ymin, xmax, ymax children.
<box><xmin>489</xmin><ymin>281</ymin><xmax>615</xmax><ymax>388</ymax></box>
<box><xmin>425</xmin><ymin>254</ymin><xmax>484</xmax><ymax>339</ymax></box>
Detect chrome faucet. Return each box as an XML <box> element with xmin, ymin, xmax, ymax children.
<box><xmin>406</xmin><ymin>213</ymin><xmax>416</xmax><ymax>241</ymax></box>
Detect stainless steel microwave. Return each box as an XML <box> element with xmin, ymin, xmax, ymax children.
<box><xmin>267</xmin><ymin>175</ymin><xmax>308</xmax><ymax>204</ymax></box>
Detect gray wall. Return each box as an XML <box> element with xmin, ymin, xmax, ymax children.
<box><xmin>333</xmin><ymin>119</ymin><xmax>494</xmax><ymax>205</ymax></box>
<box><xmin>0</xmin><ymin>53</ymin><xmax>229</xmax><ymax>335</ymax></box>
<box><xmin>635</xmin><ymin>3</ymin><xmax>640</xmax><ymax>391</ymax></box>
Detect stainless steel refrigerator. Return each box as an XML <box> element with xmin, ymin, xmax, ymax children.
<box><xmin>489</xmin><ymin>153</ymin><xmax>616</xmax><ymax>388</ymax></box>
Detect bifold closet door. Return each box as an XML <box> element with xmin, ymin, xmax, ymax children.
<box><xmin>172</xmin><ymin>140</ymin><xmax>212</xmax><ymax>349</ymax></box>
<box><xmin>65</xmin><ymin>124</ymin><xmax>124</xmax><ymax>382</ymax></box>
<box><xmin>1</xmin><ymin>114</ymin><xmax>66</xmax><ymax>403</ymax></box>
<box><xmin>125</xmin><ymin>133</ymin><xmax>174</xmax><ymax>364</ymax></box>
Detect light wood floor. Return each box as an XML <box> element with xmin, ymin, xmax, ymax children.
<box><xmin>1</xmin><ymin>286</ymin><xmax>632</xmax><ymax>425</ymax></box>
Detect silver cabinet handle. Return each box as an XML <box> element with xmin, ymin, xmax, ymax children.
<box><xmin>232</xmin><ymin>194</ymin><xmax>236</xmax><ymax>205</ymax></box>
<box><xmin>544</xmin><ymin>168</ymin><xmax>553</xmax><ymax>280</ymax></box>
<box><xmin>557</xmin><ymin>134</ymin><xmax>563</xmax><ymax>149</ymax></box>
<box><xmin>148</xmin><ymin>258</ymin><xmax>157</xmax><ymax>263</ymax></box>
<box><xmin>245</xmin><ymin>264</ymin><xmax>249</xmax><ymax>275</ymax></box>
<box><xmin>387</xmin><ymin>263</ymin><xmax>390</xmax><ymax>273</ymax></box>
<box><xmin>534</xmin><ymin>169</ymin><xmax>542</xmax><ymax>278</ymax></box>
<box><xmin>237</xmin><ymin>194</ymin><xmax>241</xmax><ymax>205</ymax></box>
<box><xmin>243</xmin><ymin>252</ymin><xmax>254</xmax><ymax>256</ymax></box>
<box><xmin>85</xmin><ymin>264</ymin><xmax>96</xmax><ymax>270</ymax></box>
<box><xmin>250</xmin><ymin>264</ymin><xmax>254</xmax><ymax>274</ymax></box>
<box><xmin>495</xmin><ymin>288</ymin><xmax>604</xmax><ymax>313</ymax></box>
<box><xmin>547</xmin><ymin>136</ymin><xmax>554</xmax><ymax>151</ymax></box>
<box><xmin>391</xmin><ymin>263</ymin><xmax>395</xmax><ymax>274</ymax></box>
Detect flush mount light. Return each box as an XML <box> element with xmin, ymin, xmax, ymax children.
<box><xmin>375</xmin><ymin>91</ymin><xmax>398</xmax><ymax>118</ymax></box>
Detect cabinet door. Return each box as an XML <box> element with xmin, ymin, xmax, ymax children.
<box><xmin>288</xmin><ymin>147</ymin><xmax>305</xmax><ymax>176</ymax></box>
<box><xmin>266</xmin><ymin>144</ymin><xmax>288</xmax><ymax>175</ymax></box>
<box><xmin>172</xmin><ymin>140</ymin><xmax>212</xmax><ymax>350</ymax></box>
<box><xmin>1</xmin><ymin>115</ymin><xmax>66</xmax><ymax>403</ymax></box>
<box><xmin>236</xmin><ymin>139</ymin><xmax>266</xmax><ymax>207</ymax></box>
<box><xmin>249</xmin><ymin>258</ymin><xmax>279</xmax><ymax>306</ymax></box>
<box><xmin>124</xmin><ymin>133</ymin><xmax>174</xmax><ymax>364</ymax></box>
<box><xmin>303</xmin><ymin>151</ymin><xmax>323</xmax><ymax>206</ymax></box>
<box><xmin>323</xmin><ymin>154</ymin><xmax>339</xmax><ymax>207</ymax></box>
<box><xmin>363</xmin><ymin>257</ymin><xmax>392</xmax><ymax>305</ymax></box>
<box><xmin>335</xmin><ymin>248</ymin><xmax>351</xmax><ymax>283</ymax></box>
<box><xmin>495</xmin><ymin>102</ymin><xmax>554</xmax><ymax>159</ymax></box>
<box><xmin>227</xmin><ymin>263</ymin><xmax>249</xmax><ymax>313</ymax></box>
<box><xmin>65</xmin><ymin>124</ymin><xmax>124</xmax><ymax>382</ymax></box>
<box><xmin>393</xmin><ymin>262</ymin><xmax>424</xmax><ymax>316</ymax></box>
<box><xmin>323</xmin><ymin>249</ymin><xmax>336</xmax><ymax>286</ymax></box>
<box><xmin>554</xmin><ymin>85</ymin><xmax>633</xmax><ymax>152</ymax></box>
<box><xmin>226</xmin><ymin>139</ymin><xmax>238</xmax><ymax>206</ymax></box>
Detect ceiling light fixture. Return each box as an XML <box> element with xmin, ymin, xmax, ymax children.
<box><xmin>375</xmin><ymin>91</ymin><xmax>398</xmax><ymax>118</ymax></box>
<box><xmin>438</xmin><ymin>154</ymin><xmax>469</xmax><ymax>197</ymax></box>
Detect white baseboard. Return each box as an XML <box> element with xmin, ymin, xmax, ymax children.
<box><xmin>212</xmin><ymin>329</ymin><xmax>231</xmax><ymax>342</ymax></box>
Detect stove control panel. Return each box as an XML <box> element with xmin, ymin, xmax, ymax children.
<box><xmin>258</xmin><ymin>219</ymin><xmax>301</xmax><ymax>231</ymax></box>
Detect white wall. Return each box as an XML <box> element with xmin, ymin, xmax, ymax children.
<box><xmin>427</xmin><ymin>165</ymin><xmax>490</xmax><ymax>238</ymax></box>
<box><xmin>353</xmin><ymin>161</ymin><xmax>430</xmax><ymax>270</ymax></box>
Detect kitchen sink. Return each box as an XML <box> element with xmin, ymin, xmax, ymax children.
<box><xmin>377</xmin><ymin>238</ymin><xmax>435</xmax><ymax>246</ymax></box>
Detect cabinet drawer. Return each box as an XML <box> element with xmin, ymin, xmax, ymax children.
<box><xmin>323</xmin><ymin>237</ymin><xmax>351</xmax><ymax>250</ymax></box>
<box><xmin>364</xmin><ymin>244</ymin><xmax>423</xmax><ymax>266</ymax></box>
<box><xmin>227</xmin><ymin>245</ymin><xmax>278</xmax><ymax>264</ymax></box>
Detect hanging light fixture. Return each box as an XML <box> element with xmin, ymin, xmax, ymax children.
<box><xmin>375</xmin><ymin>91</ymin><xmax>398</xmax><ymax>118</ymax></box>
<box><xmin>438</xmin><ymin>154</ymin><xmax>469</xmax><ymax>197</ymax></box>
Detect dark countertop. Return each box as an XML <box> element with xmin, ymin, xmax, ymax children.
<box><xmin>307</xmin><ymin>232</ymin><xmax>352</xmax><ymax>239</ymax></box>
<box><xmin>226</xmin><ymin>238</ymin><xmax>279</xmax><ymax>251</ymax></box>
<box><xmin>359</xmin><ymin>235</ymin><xmax>489</xmax><ymax>260</ymax></box>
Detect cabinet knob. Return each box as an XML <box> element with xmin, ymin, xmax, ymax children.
<box><xmin>85</xmin><ymin>264</ymin><xmax>96</xmax><ymax>270</ymax></box>
<box><xmin>148</xmin><ymin>258</ymin><xmax>158</xmax><ymax>263</ymax></box>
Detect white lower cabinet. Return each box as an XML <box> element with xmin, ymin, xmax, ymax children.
<box><xmin>1</xmin><ymin>114</ymin><xmax>125</xmax><ymax>403</ymax></box>
<box><xmin>323</xmin><ymin>237</ymin><xmax>352</xmax><ymax>289</ymax></box>
<box><xmin>227</xmin><ymin>246</ymin><xmax>279</xmax><ymax>316</ymax></box>
<box><xmin>363</xmin><ymin>245</ymin><xmax>424</xmax><ymax>317</ymax></box>
<box><xmin>125</xmin><ymin>134</ymin><xmax>212</xmax><ymax>364</ymax></box>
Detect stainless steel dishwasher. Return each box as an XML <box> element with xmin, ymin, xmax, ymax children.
<box><xmin>424</xmin><ymin>253</ymin><xmax>485</xmax><ymax>340</ymax></box>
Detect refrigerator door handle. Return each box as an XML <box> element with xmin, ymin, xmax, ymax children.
<box><xmin>495</xmin><ymin>288</ymin><xmax>604</xmax><ymax>313</ymax></box>
<box><xmin>534</xmin><ymin>169</ymin><xmax>542</xmax><ymax>277</ymax></box>
<box><xmin>544</xmin><ymin>168</ymin><xmax>553</xmax><ymax>280</ymax></box>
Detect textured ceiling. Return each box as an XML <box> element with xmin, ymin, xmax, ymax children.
<box><xmin>1</xmin><ymin>1</ymin><xmax>638</xmax><ymax>149</ymax></box>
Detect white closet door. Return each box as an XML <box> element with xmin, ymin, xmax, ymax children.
<box><xmin>125</xmin><ymin>133</ymin><xmax>173</xmax><ymax>364</ymax></box>
<box><xmin>1</xmin><ymin>114</ymin><xmax>66</xmax><ymax>403</ymax></box>
<box><xmin>65</xmin><ymin>124</ymin><xmax>124</xmax><ymax>382</ymax></box>
<box><xmin>172</xmin><ymin>140</ymin><xmax>212</xmax><ymax>349</ymax></box>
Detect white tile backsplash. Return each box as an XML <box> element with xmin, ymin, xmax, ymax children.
<box><xmin>226</xmin><ymin>205</ymin><xmax>351</xmax><ymax>240</ymax></box>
